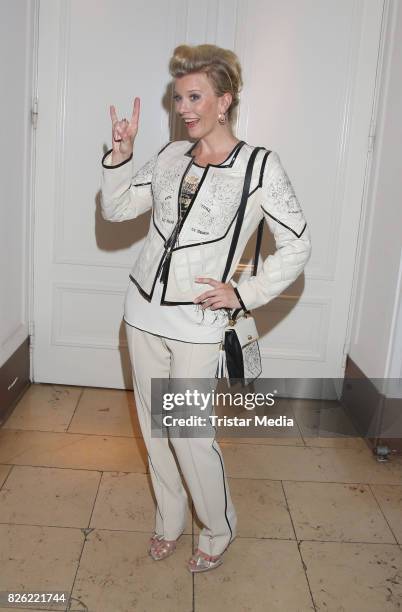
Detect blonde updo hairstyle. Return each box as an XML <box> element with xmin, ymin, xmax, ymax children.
<box><xmin>168</xmin><ymin>44</ymin><xmax>243</xmax><ymax>125</ymax></box>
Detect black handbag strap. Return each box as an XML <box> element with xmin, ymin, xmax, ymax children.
<box><xmin>221</xmin><ymin>146</ymin><xmax>269</xmax><ymax>320</ymax></box>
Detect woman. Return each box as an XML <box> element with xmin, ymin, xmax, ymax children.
<box><xmin>100</xmin><ymin>44</ymin><xmax>312</xmax><ymax>572</ymax></box>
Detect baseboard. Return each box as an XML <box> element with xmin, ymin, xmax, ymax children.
<box><xmin>342</xmin><ymin>355</ymin><xmax>402</xmax><ymax>455</ymax></box>
<box><xmin>0</xmin><ymin>337</ymin><xmax>31</xmax><ymax>426</ymax></box>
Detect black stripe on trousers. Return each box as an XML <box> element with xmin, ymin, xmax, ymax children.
<box><xmin>211</xmin><ymin>437</ymin><xmax>234</xmax><ymax>545</ymax></box>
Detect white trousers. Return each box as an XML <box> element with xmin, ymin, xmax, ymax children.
<box><xmin>124</xmin><ymin>322</ymin><xmax>237</xmax><ymax>556</ymax></box>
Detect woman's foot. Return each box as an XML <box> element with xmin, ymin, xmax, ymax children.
<box><xmin>149</xmin><ymin>534</ymin><xmax>177</xmax><ymax>561</ymax></box>
<box><xmin>187</xmin><ymin>548</ymin><xmax>224</xmax><ymax>573</ymax></box>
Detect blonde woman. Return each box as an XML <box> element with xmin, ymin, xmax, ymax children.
<box><xmin>100</xmin><ymin>44</ymin><xmax>312</xmax><ymax>572</ymax></box>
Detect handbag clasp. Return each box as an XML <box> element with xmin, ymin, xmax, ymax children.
<box><xmin>228</xmin><ymin>310</ymin><xmax>250</xmax><ymax>326</ymax></box>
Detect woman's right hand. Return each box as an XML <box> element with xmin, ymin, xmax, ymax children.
<box><xmin>109</xmin><ymin>97</ymin><xmax>140</xmax><ymax>163</ymax></box>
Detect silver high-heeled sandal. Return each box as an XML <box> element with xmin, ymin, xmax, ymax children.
<box><xmin>149</xmin><ymin>534</ymin><xmax>177</xmax><ymax>561</ymax></box>
<box><xmin>187</xmin><ymin>548</ymin><xmax>224</xmax><ymax>573</ymax></box>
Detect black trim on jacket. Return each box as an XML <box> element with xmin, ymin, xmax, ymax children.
<box><xmin>248</xmin><ymin>149</ymin><xmax>270</xmax><ymax>197</ymax></box>
<box><xmin>185</xmin><ymin>139</ymin><xmax>245</xmax><ymax>167</ymax></box>
<box><xmin>261</xmin><ymin>206</ymin><xmax>307</xmax><ymax>238</ymax></box>
<box><xmin>129</xmin><ymin>274</ymin><xmax>152</xmax><ymax>300</ymax></box>
<box><xmin>155</xmin><ymin>141</ymin><xmax>250</xmax><ymax>252</ymax></box>
<box><xmin>101</xmin><ymin>140</ymin><xmax>173</xmax><ymax>171</ymax></box>
<box><xmin>152</xmin><ymin>210</ymin><xmax>167</xmax><ymax>243</ymax></box>
<box><xmin>126</xmin><ymin>142</ymin><xmax>291</xmax><ymax>306</ymax></box>
<box><xmin>172</xmin><ymin>209</ymin><xmax>240</xmax><ymax>251</ymax></box>
<box><xmin>147</xmin><ymin>140</ymin><xmax>248</xmax><ymax>299</ymax></box>
<box><xmin>123</xmin><ymin>316</ymin><xmax>221</xmax><ymax>344</ymax></box>
<box><xmin>158</xmin><ymin>141</ymin><xmax>174</xmax><ymax>155</ymax></box>
<box><xmin>156</xmin><ymin>145</ymin><xmax>263</xmax><ymax>305</ymax></box>
<box><xmin>102</xmin><ymin>148</ymin><xmax>133</xmax><ymax>169</ymax></box>
<box><xmin>175</xmin><ymin>157</ymin><xmax>208</xmax><ymax>232</ymax></box>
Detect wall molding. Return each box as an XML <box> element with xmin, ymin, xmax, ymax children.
<box><xmin>51</xmin><ymin>281</ymin><xmax>128</xmax><ymax>349</ymax></box>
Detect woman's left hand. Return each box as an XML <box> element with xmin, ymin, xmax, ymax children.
<box><xmin>193</xmin><ymin>277</ymin><xmax>241</xmax><ymax>310</ymax></box>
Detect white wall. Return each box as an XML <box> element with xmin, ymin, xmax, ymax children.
<box><xmin>1</xmin><ymin>0</ymin><xmax>400</xmax><ymax>389</ymax></box>
<box><xmin>0</xmin><ymin>0</ymin><xmax>36</xmax><ymax>368</ymax></box>
<box><xmin>349</xmin><ymin>0</ymin><xmax>402</xmax><ymax>382</ymax></box>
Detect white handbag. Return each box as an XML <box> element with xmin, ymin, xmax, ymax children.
<box><xmin>216</xmin><ymin>311</ymin><xmax>262</xmax><ymax>385</ymax></box>
<box><xmin>216</xmin><ymin>146</ymin><xmax>270</xmax><ymax>386</ymax></box>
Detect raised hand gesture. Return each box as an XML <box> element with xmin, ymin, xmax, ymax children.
<box><xmin>109</xmin><ymin>97</ymin><xmax>140</xmax><ymax>162</ymax></box>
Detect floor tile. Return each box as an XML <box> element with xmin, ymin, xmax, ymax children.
<box><xmin>193</xmin><ymin>477</ymin><xmax>294</xmax><ymax>540</ymax></box>
<box><xmin>90</xmin><ymin>471</ymin><xmax>192</xmax><ymax>534</ymax></box>
<box><xmin>68</xmin><ymin>387</ymin><xmax>142</xmax><ymax>437</ymax></box>
<box><xmin>370</xmin><ymin>484</ymin><xmax>402</xmax><ymax>544</ymax></box>
<box><xmin>0</xmin><ymin>429</ymin><xmax>147</xmax><ymax>473</ymax></box>
<box><xmin>194</xmin><ymin>538</ymin><xmax>314</xmax><ymax>611</ymax></box>
<box><xmin>217</xmin><ymin>435</ymin><xmax>304</xmax><ymax>446</ymax></box>
<box><xmin>0</xmin><ymin>464</ymin><xmax>12</xmax><ymax>487</ymax></box>
<box><xmin>293</xmin><ymin>400</ymin><xmax>369</xmax><ymax>447</ymax></box>
<box><xmin>3</xmin><ymin>383</ymin><xmax>401</xmax><ymax>611</ymax></box>
<box><xmin>293</xmin><ymin>398</ymin><xmax>360</xmax><ymax>435</ymax></box>
<box><xmin>2</xmin><ymin>384</ymin><xmax>82</xmax><ymax>432</ymax></box>
<box><xmin>0</xmin><ymin>602</ymin><xmax>69</xmax><ymax>610</ymax></box>
<box><xmin>303</xmin><ymin>435</ymin><xmax>368</xmax><ymax>449</ymax></box>
<box><xmin>0</xmin><ymin>465</ymin><xmax>100</xmax><ymax>528</ymax></box>
<box><xmin>0</xmin><ymin>524</ymin><xmax>83</xmax><ymax>606</ymax></box>
<box><xmin>71</xmin><ymin>529</ymin><xmax>193</xmax><ymax>612</ymax></box>
<box><xmin>301</xmin><ymin>540</ymin><xmax>402</xmax><ymax>611</ymax></box>
<box><xmin>283</xmin><ymin>481</ymin><xmax>395</xmax><ymax>543</ymax></box>
<box><xmin>0</xmin><ymin>604</ymin><xmax>67</xmax><ymax>612</ymax></box>
<box><xmin>219</xmin><ymin>442</ymin><xmax>402</xmax><ymax>484</ymax></box>
<box><xmin>214</xmin><ymin>395</ymin><xmax>304</xmax><ymax>446</ymax></box>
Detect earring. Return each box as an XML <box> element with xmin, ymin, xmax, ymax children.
<box><xmin>218</xmin><ymin>112</ymin><xmax>227</xmax><ymax>124</ymax></box>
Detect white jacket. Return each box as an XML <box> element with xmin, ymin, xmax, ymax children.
<box><xmin>100</xmin><ymin>139</ymin><xmax>312</xmax><ymax>311</ymax></box>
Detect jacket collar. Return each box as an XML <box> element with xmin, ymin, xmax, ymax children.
<box><xmin>184</xmin><ymin>139</ymin><xmax>246</xmax><ymax>169</ymax></box>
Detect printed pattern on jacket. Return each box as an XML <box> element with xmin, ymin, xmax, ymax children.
<box><xmin>100</xmin><ymin>140</ymin><xmax>312</xmax><ymax>310</ymax></box>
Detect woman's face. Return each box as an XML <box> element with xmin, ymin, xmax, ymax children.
<box><xmin>173</xmin><ymin>72</ymin><xmax>230</xmax><ymax>137</ymax></box>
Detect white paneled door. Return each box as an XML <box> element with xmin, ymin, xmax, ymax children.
<box><xmin>33</xmin><ymin>0</ymin><xmax>384</xmax><ymax>387</ymax></box>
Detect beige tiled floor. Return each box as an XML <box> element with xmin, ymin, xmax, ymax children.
<box><xmin>0</xmin><ymin>382</ymin><xmax>401</xmax><ymax>612</ymax></box>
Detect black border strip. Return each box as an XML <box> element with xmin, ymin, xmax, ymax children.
<box><xmin>153</xmin><ymin>140</ymin><xmax>247</xmax><ymax>253</ymax></box>
<box><xmin>123</xmin><ymin>317</ymin><xmax>221</xmax><ymax>344</ymax></box>
<box><xmin>175</xmin><ymin>158</ymin><xmax>209</xmax><ymax>231</ymax></box>
<box><xmin>158</xmin><ymin>141</ymin><xmax>173</xmax><ymax>155</ymax></box>
<box><xmin>102</xmin><ymin>139</ymin><xmax>172</xmax><ymax>171</ymax></box>
<box><xmin>185</xmin><ymin>139</ymin><xmax>245</xmax><ymax>168</ymax></box>
<box><xmin>261</xmin><ymin>206</ymin><xmax>307</xmax><ymax>238</ymax></box>
<box><xmin>129</xmin><ymin>274</ymin><xmax>152</xmax><ymax>301</ymax></box>
<box><xmin>248</xmin><ymin>149</ymin><xmax>270</xmax><ymax>197</ymax></box>
<box><xmin>102</xmin><ymin>148</ymin><xmax>133</xmax><ymax>169</ymax></box>
<box><xmin>152</xmin><ymin>210</ymin><xmax>167</xmax><ymax>242</ymax></box>
<box><xmin>172</xmin><ymin>207</ymin><xmax>240</xmax><ymax>251</ymax></box>
<box><xmin>157</xmin><ymin>147</ymin><xmax>263</xmax><ymax>304</ymax></box>
<box><xmin>221</xmin><ymin>147</ymin><xmax>265</xmax><ymax>283</ymax></box>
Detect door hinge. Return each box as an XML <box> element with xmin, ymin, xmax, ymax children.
<box><xmin>31</xmin><ymin>97</ymin><xmax>38</xmax><ymax>129</ymax></box>
<box><xmin>29</xmin><ymin>320</ymin><xmax>35</xmax><ymax>347</ymax></box>
<box><xmin>368</xmin><ymin>119</ymin><xmax>376</xmax><ymax>153</ymax></box>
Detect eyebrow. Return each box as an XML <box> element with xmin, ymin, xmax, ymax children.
<box><xmin>173</xmin><ymin>89</ymin><xmax>201</xmax><ymax>95</ymax></box>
